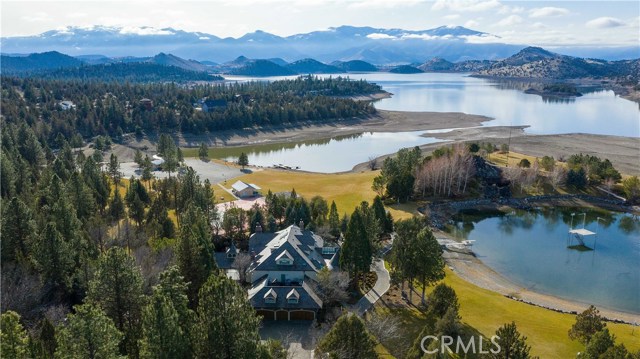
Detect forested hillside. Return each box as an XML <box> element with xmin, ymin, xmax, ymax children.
<box><xmin>1</xmin><ymin>75</ymin><xmax>379</xmax><ymax>145</ymax></box>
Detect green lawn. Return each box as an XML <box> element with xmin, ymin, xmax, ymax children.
<box><xmin>229</xmin><ymin>169</ymin><xmax>639</xmax><ymax>358</ymax></box>
<box><xmin>385</xmin><ymin>269</ymin><xmax>640</xmax><ymax>359</ymax></box>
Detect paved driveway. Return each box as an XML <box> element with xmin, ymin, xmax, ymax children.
<box><xmin>259</xmin><ymin>321</ymin><xmax>317</xmax><ymax>359</ymax></box>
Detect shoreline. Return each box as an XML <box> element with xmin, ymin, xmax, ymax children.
<box><xmin>442</xmin><ymin>242</ymin><xmax>640</xmax><ymax>325</ymax></box>
<box><xmin>429</xmin><ymin>196</ymin><xmax>640</xmax><ymax>325</ymax></box>
<box><xmin>172</xmin><ymin>109</ymin><xmax>493</xmax><ymax>148</ymax></box>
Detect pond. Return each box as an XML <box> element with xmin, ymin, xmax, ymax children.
<box><xmin>447</xmin><ymin>207</ymin><xmax>640</xmax><ymax>314</ymax></box>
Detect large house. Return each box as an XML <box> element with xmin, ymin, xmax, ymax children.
<box><xmin>217</xmin><ymin>223</ymin><xmax>339</xmax><ymax>321</ymax></box>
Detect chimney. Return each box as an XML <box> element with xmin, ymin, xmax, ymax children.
<box><xmin>255</xmin><ymin>223</ymin><xmax>263</xmax><ymax>233</ymax></box>
<box><xmin>299</xmin><ymin>220</ymin><xmax>304</xmax><ymax>230</ymax></box>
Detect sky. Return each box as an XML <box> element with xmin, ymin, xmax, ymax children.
<box><xmin>1</xmin><ymin>0</ymin><xmax>639</xmax><ymax>46</ymax></box>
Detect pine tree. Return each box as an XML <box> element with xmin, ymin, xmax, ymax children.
<box><xmin>109</xmin><ymin>188</ymin><xmax>125</xmax><ymax>224</ymax></box>
<box><xmin>177</xmin><ymin>206</ymin><xmax>213</xmax><ymax>306</ymax></box>
<box><xmin>491</xmin><ymin>322</ymin><xmax>535</xmax><ymax>359</ymax></box>
<box><xmin>88</xmin><ymin>247</ymin><xmax>145</xmax><ymax>358</ymax></box>
<box><xmin>35</xmin><ymin>223</ymin><xmax>75</xmax><ymax>293</ymax></box>
<box><xmin>238</xmin><ymin>152</ymin><xmax>249</xmax><ymax>170</ymax></box>
<box><xmin>316</xmin><ymin>314</ymin><xmax>378</xmax><ymax>359</ymax></box>
<box><xmin>372</xmin><ymin>196</ymin><xmax>392</xmax><ymax>233</ymax></box>
<box><xmin>584</xmin><ymin>329</ymin><xmax>615</xmax><ymax>359</ymax></box>
<box><xmin>67</xmin><ymin>171</ymin><xmax>97</xmax><ymax>221</ymax></box>
<box><xmin>1</xmin><ymin>197</ymin><xmax>34</xmax><ymax>262</ymax></box>
<box><xmin>328</xmin><ymin>200</ymin><xmax>340</xmax><ymax>237</ymax></box>
<box><xmin>108</xmin><ymin>153</ymin><xmax>122</xmax><ymax>185</ymax></box>
<box><xmin>36</xmin><ymin>318</ymin><xmax>56</xmax><ymax>359</ymax></box>
<box><xmin>134</xmin><ymin>149</ymin><xmax>143</xmax><ymax>166</ymax></box>
<box><xmin>426</xmin><ymin>284</ymin><xmax>459</xmax><ymax>318</ymax></box>
<box><xmin>198</xmin><ymin>142</ymin><xmax>209</xmax><ymax>160</ymax></box>
<box><xmin>141</xmin><ymin>292</ymin><xmax>191</xmax><ymax>359</ymax></box>
<box><xmin>55</xmin><ymin>303</ymin><xmax>122</xmax><ymax>359</ymax></box>
<box><xmin>413</xmin><ymin>227</ymin><xmax>445</xmax><ymax>303</ymax></box>
<box><xmin>1</xmin><ymin>311</ymin><xmax>29</xmax><ymax>359</ymax></box>
<box><xmin>569</xmin><ymin>305</ymin><xmax>606</xmax><ymax>345</ymax></box>
<box><xmin>339</xmin><ymin>208</ymin><xmax>373</xmax><ymax>283</ymax></box>
<box><xmin>141</xmin><ymin>155</ymin><xmax>153</xmax><ymax>190</ymax></box>
<box><xmin>194</xmin><ymin>273</ymin><xmax>262</xmax><ymax>359</ymax></box>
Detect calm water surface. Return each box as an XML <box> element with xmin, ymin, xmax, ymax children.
<box><xmin>448</xmin><ymin>207</ymin><xmax>640</xmax><ymax>314</ymax></box>
<box><xmin>220</xmin><ymin>73</ymin><xmax>639</xmax><ymax>172</ymax></box>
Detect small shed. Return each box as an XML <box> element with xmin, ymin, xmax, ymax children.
<box><xmin>231</xmin><ymin>180</ymin><xmax>261</xmax><ymax>198</ymax></box>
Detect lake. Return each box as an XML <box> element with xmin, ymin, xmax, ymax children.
<box><xmin>219</xmin><ymin>73</ymin><xmax>639</xmax><ymax>172</ymax></box>
<box><xmin>215</xmin><ymin>130</ymin><xmax>446</xmax><ymax>173</ymax></box>
<box><xmin>447</xmin><ymin>207</ymin><xmax>640</xmax><ymax>314</ymax></box>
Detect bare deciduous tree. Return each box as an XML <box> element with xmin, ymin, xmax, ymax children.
<box><xmin>415</xmin><ymin>144</ymin><xmax>475</xmax><ymax>198</ymax></box>
<box><xmin>1</xmin><ymin>263</ymin><xmax>41</xmax><ymax>317</ymax></box>
<box><xmin>367</xmin><ymin>156</ymin><xmax>378</xmax><ymax>171</ymax></box>
<box><xmin>550</xmin><ymin>166</ymin><xmax>567</xmax><ymax>189</ymax></box>
<box><xmin>232</xmin><ymin>252</ymin><xmax>252</xmax><ymax>284</ymax></box>
<box><xmin>311</xmin><ymin>268</ymin><xmax>350</xmax><ymax>304</ymax></box>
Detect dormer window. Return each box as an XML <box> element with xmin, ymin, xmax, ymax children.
<box><xmin>286</xmin><ymin>289</ymin><xmax>300</xmax><ymax>304</ymax></box>
<box><xmin>264</xmin><ymin>289</ymin><xmax>277</xmax><ymax>304</ymax></box>
<box><xmin>275</xmin><ymin>250</ymin><xmax>294</xmax><ymax>266</ymax></box>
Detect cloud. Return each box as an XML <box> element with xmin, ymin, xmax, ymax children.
<box><xmin>464</xmin><ymin>20</ymin><xmax>480</xmax><ymax>28</ymax></box>
<box><xmin>443</xmin><ymin>14</ymin><xmax>461</xmax><ymax>20</ymax></box>
<box><xmin>431</xmin><ymin>0</ymin><xmax>501</xmax><ymax>12</ymax></box>
<box><xmin>66</xmin><ymin>12</ymin><xmax>87</xmax><ymax>19</ymax></box>
<box><xmin>529</xmin><ymin>7</ymin><xmax>569</xmax><ymax>18</ymax></box>
<box><xmin>586</xmin><ymin>17</ymin><xmax>626</xmax><ymax>29</ymax></box>
<box><xmin>497</xmin><ymin>15</ymin><xmax>522</xmax><ymax>27</ymax></box>
<box><xmin>119</xmin><ymin>26</ymin><xmax>175</xmax><ymax>36</ymax></box>
<box><xmin>532</xmin><ymin>22</ymin><xmax>547</xmax><ymax>29</ymax></box>
<box><xmin>366</xmin><ymin>33</ymin><xmax>396</xmax><ymax>40</ymax></box>
<box><xmin>22</xmin><ymin>11</ymin><xmax>51</xmax><ymax>22</ymax></box>
<box><xmin>401</xmin><ymin>33</ymin><xmax>437</xmax><ymax>40</ymax></box>
<box><xmin>460</xmin><ymin>34</ymin><xmax>501</xmax><ymax>44</ymax></box>
<box><xmin>348</xmin><ymin>0</ymin><xmax>425</xmax><ymax>9</ymax></box>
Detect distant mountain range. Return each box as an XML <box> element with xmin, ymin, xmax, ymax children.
<box><xmin>475</xmin><ymin>47</ymin><xmax>640</xmax><ymax>81</ymax></box>
<box><xmin>2</xmin><ymin>25</ymin><xmax>638</xmax><ymax>64</ymax></box>
<box><xmin>1</xmin><ymin>47</ymin><xmax>637</xmax><ymax>82</ymax></box>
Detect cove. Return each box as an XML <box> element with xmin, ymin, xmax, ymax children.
<box><xmin>447</xmin><ymin>207</ymin><xmax>640</xmax><ymax>314</ymax></box>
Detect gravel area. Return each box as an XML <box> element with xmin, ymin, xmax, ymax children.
<box><xmin>120</xmin><ymin>158</ymin><xmax>244</xmax><ymax>184</ymax></box>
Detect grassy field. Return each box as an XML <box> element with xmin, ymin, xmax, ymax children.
<box><xmin>386</xmin><ymin>268</ymin><xmax>640</xmax><ymax>358</ymax></box>
<box><xmin>225</xmin><ymin>169</ymin><xmax>418</xmax><ymax>219</ymax></box>
<box><xmin>488</xmin><ymin>150</ymin><xmax>541</xmax><ymax>169</ymax></box>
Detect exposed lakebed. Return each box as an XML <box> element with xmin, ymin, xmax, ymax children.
<box><xmin>217</xmin><ymin>73</ymin><xmax>638</xmax><ymax>173</ymax></box>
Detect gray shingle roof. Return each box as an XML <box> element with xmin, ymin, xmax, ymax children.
<box><xmin>248</xmin><ymin>277</ymin><xmax>323</xmax><ymax>310</ymax></box>
<box><xmin>249</xmin><ymin>225</ymin><xmax>329</xmax><ymax>273</ymax></box>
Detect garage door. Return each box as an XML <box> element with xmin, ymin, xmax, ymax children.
<box><xmin>289</xmin><ymin>310</ymin><xmax>315</xmax><ymax>321</ymax></box>
<box><xmin>275</xmin><ymin>310</ymin><xmax>289</xmax><ymax>321</ymax></box>
<box><xmin>256</xmin><ymin>310</ymin><xmax>275</xmax><ymax>320</ymax></box>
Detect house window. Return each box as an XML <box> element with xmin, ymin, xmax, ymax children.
<box><xmin>277</xmin><ymin>258</ymin><xmax>292</xmax><ymax>265</ymax></box>
<box><xmin>286</xmin><ymin>289</ymin><xmax>300</xmax><ymax>304</ymax></box>
<box><xmin>264</xmin><ymin>289</ymin><xmax>277</xmax><ymax>304</ymax></box>
<box><xmin>322</xmin><ymin>247</ymin><xmax>336</xmax><ymax>254</ymax></box>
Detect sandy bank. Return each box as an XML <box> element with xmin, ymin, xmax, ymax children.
<box><xmin>174</xmin><ymin>110</ymin><xmax>492</xmax><ymax>148</ymax></box>
<box><xmin>441</xmin><ymin>242</ymin><xmax>640</xmax><ymax>325</ymax></box>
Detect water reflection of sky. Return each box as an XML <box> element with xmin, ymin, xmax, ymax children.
<box><xmin>450</xmin><ymin>208</ymin><xmax>640</xmax><ymax>314</ymax></box>
<box><xmin>223</xmin><ymin>130</ymin><xmax>443</xmax><ymax>173</ymax></box>
<box><xmin>226</xmin><ymin>73</ymin><xmax>640</xmax><ymax>137</ymax></box>
<box><xmin>362</xmin><ymin>73</ymin><xmax>640</xmax><ymax>137</ymax></box>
